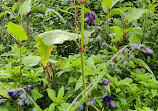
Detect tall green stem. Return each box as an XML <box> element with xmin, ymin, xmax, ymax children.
<box><xmin>19</xmin><ymin>42</ymin><xmax>22</xmax><ymax>87</ymax></box>
<box><xmin>27</xmin><ymin>14</ymin><xmax>31</xmax><ymax>49</ymax></box>
<box><xmin>80</xmin><ymin>3</ymin><xmax>88</xmax><ymax>111</ymax></box>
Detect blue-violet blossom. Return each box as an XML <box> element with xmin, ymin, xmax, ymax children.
<box><xmin>27</xmin><ymin>85</ymin><xmax>34</xmax><ymax>92</ymax></box>
<box><xmin>101</xmin><ymin>94</ymin><xmax>112</xmax><ymax>104</ymax></box>
<box><xmin>109</xmin><ymin>102</ymin><xmax>116</xmax><ymax>109</ymax></box>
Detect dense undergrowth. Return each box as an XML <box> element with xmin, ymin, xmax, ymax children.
<box><xmin>0</xmin><ymin>0</ymin><xmax>158</xmax><ymax>111</ymax></box>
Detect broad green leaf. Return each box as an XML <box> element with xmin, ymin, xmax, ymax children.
<box><xmin>57</xmin><ymin>103</ymin><xmax>70</xmax><ymax>111</ymax></box>
<box><xmin>75</xmin><ymin>78</ymin><xmax>83</xmax><ymax>91</ymax></box>
<box><xmin>106</xmin><ymin>8</ymin><xmax>125</xmax><ymax>19</ymax></box>
<box><xmin>49</xmin><ymin>103</ymin><xmax>56</xmax><ymax>111</ymax></box>
<box><xmin>36</xmin><ymin>36</ymin><xmax>53</xmax><ymax>67</ymax></box>
<box><xmin>134</xmin><ymin>59</ymin><xmax>154</xmax><ymax>75</ymax></box>
<box><xmin>0</xmin><ymin>12</ymin><xmax>7</xmax><ymax>18</ymax></box>
<box><xmin>0</xmin><ymin>107</ymin><xmax>9</xmax><ymax>111</ymax></box>
<box><xmin>129</xmin><ymin>27</ymin><xmax>143</xmax><ymax>44</ymax></box>
<box><xmin>129</xmin><ymin>61</ymin><xmax>135</xmax><ymax>68</ymax></box>
<box><xmin>118</xmin><ymin>78</ymin><xmax>133</xmax><ymax>86</ymax></box>
<box><xmin>126</xmin><ymin>9</ymin><xmax>148</xmax><ymax>24</ymax></box>
<box><xmin>84</xmin><ymin>30</ymin><xmax>94</xmax><ymax>43</ymax></box>
<box><xmin>7</xmin><ymin>22</ymin><xmax>28</xmax><ymax>42</ymax></box>
<box><xmin>142</xmin><ymin>107</ymin><xmax>153</xmax><ymax>111</ymax></box>
<box><xmin>37</xmin><ymin>30</ymin><xmax>80</xmax><ymax>46</ymax></box>
<box><xmin>19</xmin><ymin>0</ymin><xmax>32</xmax><ymax>15</ymax></box>
<box><xmin>68</xmin><ymin>76</ymin><xmax>77</xmax><ymax>85</ymax></box>
<box><xmin>32</xmin><ymin>89</ymin><xmax>44</xmax><ymax>101</ymax></box>
<box><xmin>0</xmin><ymin>82</ymin><xmax>13</xmax><ymax>98</ymax></box>
<box><xmin>113</xmin><ymin>26</ymin><xmax>123</xmax><ymax>40</ymax></box>
<box><xmin>12</xmin><ymin>2</ymin><xmax>19</xmax><ymax>12</ymax></box>
<box><xmin>151</xmin><ymin>89</ymin><xmax>157</xmax><ymax>98</ymax></box>
<box><xmin>0</xmin><ymin>5</ymin><xmax>12</xmax><ymax>11</ymax></box>
<box><xmin>110</xmin><ymin>0</ymin><xmax>120</xmax><ymax>9</ymax></box>
<box><xmin>57</xmin><ymin>86</ymin><xmax>64</xmax><ymax>103</ymax></box>
<box><xmin>23</xmin><ymin>56</ymin><xmax>41</xmax><ymax>66</ymax></box>
<box><xmin>103</xmin><ymin>0</ymin><xmax>112</xmax><ymax>11</ymax></box>
<box><xmin>47</xmin><ymin>88</ymin><xmax>56</xmax><ymax>102</ymax></box>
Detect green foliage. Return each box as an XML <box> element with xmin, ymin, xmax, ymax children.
<box><xmin>19</xmin><ymin>0</ymin><xmax>32</xmax><ymax>15</ymax></box>
<box><xmin>37</xmin><ymin>30</ymin><xmax>80</xmax><ymax>45</ymax></box>
<box><xmin>36</xmin><ymin>35</ymin><xmax>53</xmax><ymax>67</ymax></box>
<box><xmin>23</xmin><ymin>56</ymin><xmax>41</xmax><ymax>67</ymax></box>
<box><xmin>0</xmin><ymin>0</ymin><xmax>157</xmax><ymax>111</ymax></box>
<box><xmin>7</xmin><ymin>22</ymin><xmax>28</xmax><ymax>42</ymax></box>
<box><xmin>129</xmin><ymin>27</ymin><xmax>143</xmax><ymax>44</ymax></box>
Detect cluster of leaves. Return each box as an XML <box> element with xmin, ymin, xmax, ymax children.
<box><xmin>0</xmin><ymin>0</ymin><xmax>158</xmax><ymax>111</ymax></box>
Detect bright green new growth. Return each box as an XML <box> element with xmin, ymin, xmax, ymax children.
<box><xmin>7</xmin><ymin>22</ymin><xmax>28</xmax><ymax>42</ymax></box>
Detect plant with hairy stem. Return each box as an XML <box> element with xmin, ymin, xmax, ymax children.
<box><xmin>66</xmin><ymin>43</ymin><xmax>154</xmax><ymax>111</ymax></box>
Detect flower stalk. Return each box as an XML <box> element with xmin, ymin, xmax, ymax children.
<box><xmin>80</xmin><ymin>2</ymin><xmax>88</xmax><ymax>111</ymax></box>
<box><xmin>19</xmin><ymin>42</ymin><xmax>22</xmax><ymax>87</ymax></box>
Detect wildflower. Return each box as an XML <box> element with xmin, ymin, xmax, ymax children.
<box><xmin>18</xmin><ymin>100</ymin><xmax>24</xmax><ymax>106</ymax></box>
<box><xmin>118</xmin><ymin>54</ymin><xmax>124</xmax><ymax>60</ymax></box>
<box><xmin>102</xmin><ymin>94</ymin><xmax>112</xmax><ymax>104</ymax></box>
<box><xmin>99</xmin><ymin>79</ymin><xmax>110</xmax><ymax>86</ymax></box>
<box><xmin>85</xmin><ymin>12</ymin><xmax>96</xmax><ymax>26</ymax></box>
<box><xmin>86</xmin><ymin>12</ymin><xmax>95</xmax><ymax>21</ymax></box>
<box><xmin>123</xmin><ymin>60</ymin><xmax>128</xmax><ymax>66</ymax></box>
<box><xmin>109</xmin><ymin>102</ymin><xmax>116</xmax><ymax>109</ymax></box>
<box><xmin>108</xmin><ymin>62</ymin><xmax>116</xmax><ymax>67</ymax></box>
<box><xmin>96</xmin><ymin>35</ymin><xmax>102</xmax><ymax>41</ymax></box>
<box><xmin>146</xmin><ymin>48</ymin><xmax>154</xmax><ymax>56</ymax></box>
<box><xmin>129</xmin><ymin>54</ymin><xmax>135</xmax><ymax>60</ymax></box>
<box><xmin>8</xmin><ymin>89</ymin><xmax>22</xmax><ymax>100</ymax></box>
<box><xmin>27</xmin><ymin>85</ymin><xmax>34</xmax><ymax>92</ymax></box>
<box><xmin>102</xmin><ymin>41</ymin><xmax>108</xmax><ymax>48</ymax></box>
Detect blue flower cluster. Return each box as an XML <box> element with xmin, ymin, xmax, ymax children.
<box><xmin>85</xmin><ymin>12</ymin><xmax>97</xmax><ymax>26</ymax></box>
<box><xmin>102</xmin><ymin>94</ymin><xmax>116</xmax><ymax>109</ymax></box>
<box><xmin>8</xmin><ymin>85</ymin><xmax>34</xmax><ymax>106</ymax></box>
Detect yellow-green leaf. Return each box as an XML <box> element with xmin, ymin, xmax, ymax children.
<box><xmin>36</xmin><ymin>35</ymin><xmax>53</xmax><ymax>67</ymax></box>
<box><xmin>7</xmin><ymin>22</ymin><xmax>28</xmax><ymax>42</ymax></box>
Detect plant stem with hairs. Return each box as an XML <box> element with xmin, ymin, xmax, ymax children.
<box><xmin>19</xmin><ymin>42</ymin><xmax>22</xmax><ymax>87</ymax></box>
<box><xmin>80</xmin><ymin>2</ymin><xmax>88</xmax><ymax>111</ymax></box>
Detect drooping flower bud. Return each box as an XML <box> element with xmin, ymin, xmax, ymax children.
<box><xmin>123</xmin><ymin>60</ymin><xmax>129</xmax><ymax>66</ymax></box>
<box><xmin>144</xmin><ymin>48</ymin><xmax>154</xmax><ymax>56</ymax></box>
<box><xmin>86</xmin><ymin>12</ymin><xmax>95</xmax><ymax>21</ymax></box>
<box><xmin>101</xmin><ymin>94</ymin><xmax>112</xmax><ymax>105</ymax></box>
<box><xmin>27</xmin><ymin>85</ymin><xmax>34</xmax><ymax>92</ymax></box>
<box><xmin>109</xmin><ymin>102</ymin><xmax>116</xmax><ymax>109</ymax></box>
<box><xmin>129</xmin><ymin>54</ymin><xmax>135</xmax><ymax>60</ymax></box>
<box><xmin>85</xmin><ymin>12</ymin><xmax>97</xmax><ymax>26</ymax></box>
<box><xmin>102</xmin><ymin>79</ymin><xmax>110</xmax><ymax>86</ymax></box>
<box><xmin>18</xmin><ymin>100</ymin><xmax>24</xmax><ymax>106</ymax></box>
<box><xmin>118</xmin><ymin>54</ymin><xmax>124</xmax><ymax>60</ymax></box>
